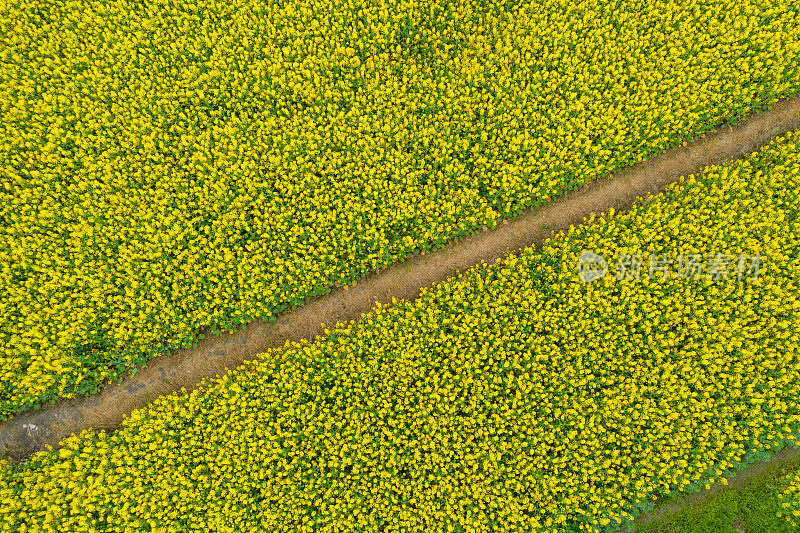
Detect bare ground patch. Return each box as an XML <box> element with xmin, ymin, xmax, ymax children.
<box><xmin>2</xmin><ymin>97</ymin><xmax>800</xmax><ymax>470</ymax></box>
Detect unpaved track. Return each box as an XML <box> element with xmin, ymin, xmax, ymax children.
<box><xmin>2</xmin><ymin>97</ymin><xmax>800</xmax><ymax>469</ymax></box>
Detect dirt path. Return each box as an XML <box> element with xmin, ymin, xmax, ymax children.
<box><xmin>2</xmin><ymin>97</ymin><xmax>799</xmax><ymax>471</ymax></box>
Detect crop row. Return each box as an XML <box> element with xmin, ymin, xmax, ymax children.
<box><xmin>1</xmin><ymin>0</ymin><xmax>800</xmax><ymax>419</ymax></box>
<box><xmin>777</xmin><ymin>470</ymin><xmax>800</xmax><ymax>529</ymax></box>
<box><xmin>2</xmin><ymin>129</ymin><xmax>800</xmax><ymax>531</ymax></box>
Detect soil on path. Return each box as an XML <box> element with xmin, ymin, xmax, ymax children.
<box><xmin>2</xmin><ymin>97</ymin><xmax>799</xmax><ymax>471</ymax></box>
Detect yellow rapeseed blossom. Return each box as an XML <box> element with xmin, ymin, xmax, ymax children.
<box><xmin>1</xmin><ymin>0</ymin><xmax>800</xmax><ymax>419</ymax></box>
<box><xmin>1</xmin><ymin>129</ymin><xmax>800</xmax><ymax>530</ymax></box>
<box><xmin>777</xmin><ymin>470</ymin><xmax>800</xmax><ymax>529</ymax></box>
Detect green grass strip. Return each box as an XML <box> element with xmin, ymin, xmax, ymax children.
<box><xmin>633</xmin><ymin>448</ymin><xmax>800</xmax><ymax>533</ymax></box>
